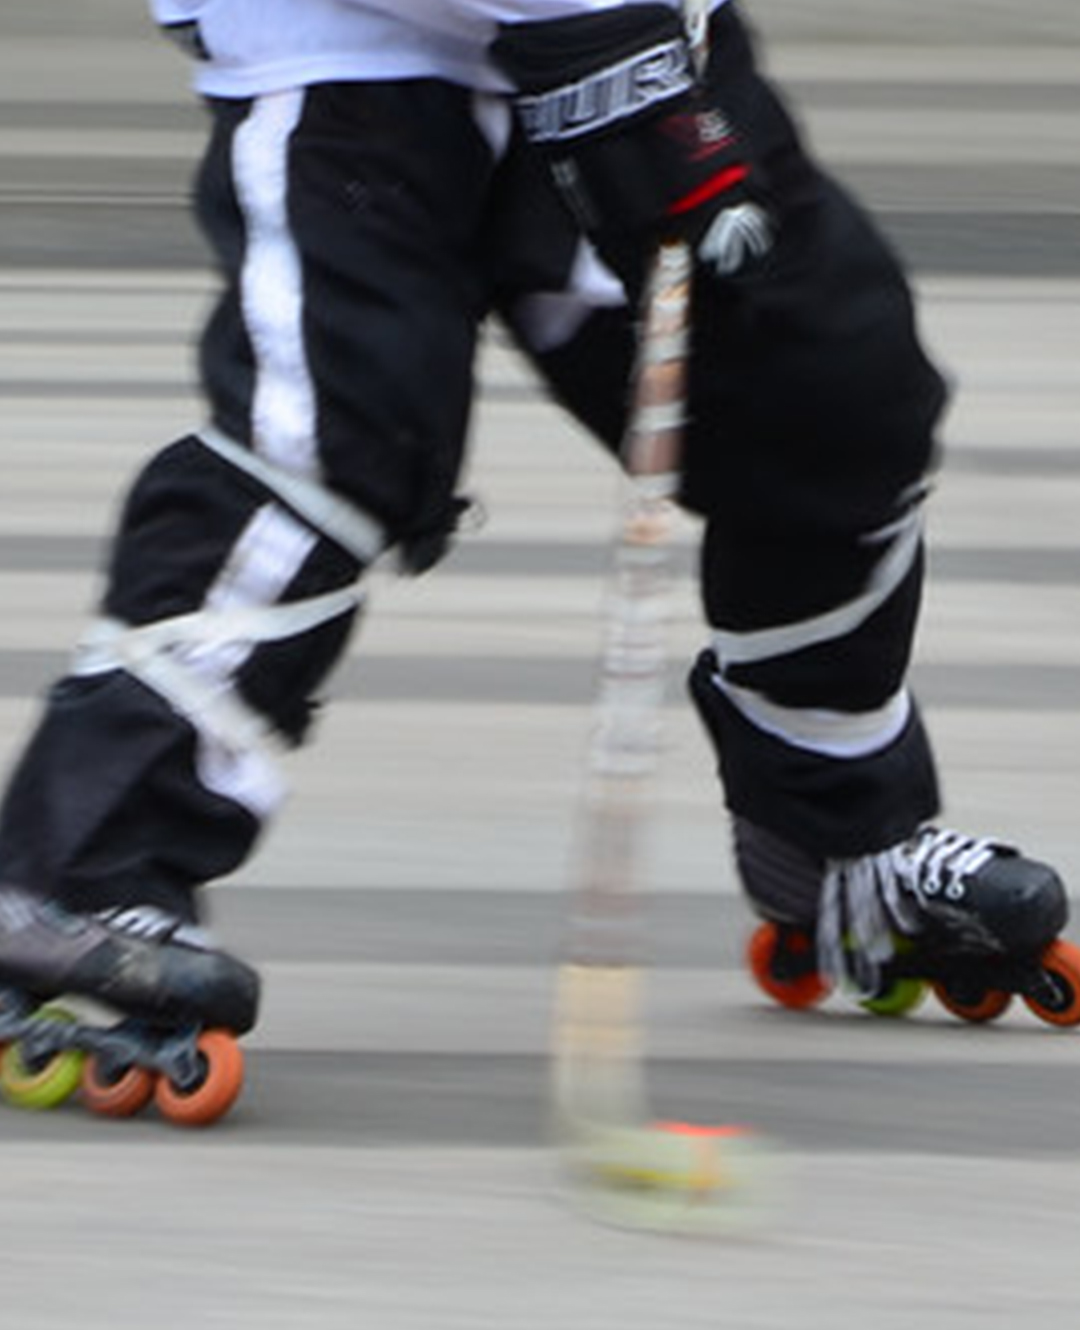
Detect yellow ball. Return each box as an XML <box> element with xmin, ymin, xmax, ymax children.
<box><xmin>560</xmin><ymin>1118</ymin><xmax>784</xmax><ymax>1237</ymax></box>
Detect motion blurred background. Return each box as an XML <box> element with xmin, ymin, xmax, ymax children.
<box><xmin>1</xmin><ymin>3</ymin><xmax>1079</xmax><ymax>1327</ymax></box>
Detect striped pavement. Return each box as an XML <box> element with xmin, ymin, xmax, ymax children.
<box><xmin>1</xmin><ymin>9</ymin><xmax>1080</xmax><ymax>1328</ymax></box>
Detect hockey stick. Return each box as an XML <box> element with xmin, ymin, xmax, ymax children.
<box><xmin>550</xmin><ymin>6</ymin><xmax>778</xmax><ymax>1235</ymax></box>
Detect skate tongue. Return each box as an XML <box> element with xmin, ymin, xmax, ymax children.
<box><xmin>95</xmin><ymin>905</ymin><xmax>213</xmax><ymax>951</ymax></box>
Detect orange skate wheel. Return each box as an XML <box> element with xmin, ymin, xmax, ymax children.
<box><xmin>154</xmin><ymin>1030</ymin><xmax>245</xmax><ymax>1127</ymax></box>
<box><xmin>933</xmin><ymin>981</ymin><xmax>1011</xmax><ymax>1024</ymax></box>
<box><xmin>1022</xmin><ymin>939</ymin><xmax>1080</xmax><ymax>1027</ymax></box>
<box><xmin>81</xmin><ymin>1058</ymin><xmax>156</xmax><ymax>1118</ymax></box>
<box><xmin>747</xmin><ymin>923</ymin><xmax>829</xmax><ymax>1010</ymax></box>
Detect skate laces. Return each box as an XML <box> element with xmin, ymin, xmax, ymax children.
<box><xmin>95</xmin><ymin>905</ymin><xmax>213</xmax><ymax>951</ymax></box>
<box><xmin>817</xmin><ymin>826</ymin><xmax>1002</xmax><ymax>994</ymax></box>
<box><xmin>0</xmin><ymin>888</ymin><xmax>40</xmax><ymax>934</ymax></box>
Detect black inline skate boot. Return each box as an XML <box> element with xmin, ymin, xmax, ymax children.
<box><xmin>0</xmin><ymin>888</ymin><xmax>260</xmax><ymax>1125</ymax></box>
<box><xmin>747</xmin><ymin>826</ymin><xmax>1080</xmax><ymax>1027</ymax></box>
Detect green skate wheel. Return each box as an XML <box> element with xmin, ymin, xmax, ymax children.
<box><xmin>860</xmin><ymin>977</ymin><xmax>928</xmax><ymax>1018</ymax></box>
<box><xmin>0</xmin><ymin>1007</ymin><xmax>85</xmax><ymax>1111</ymax></box>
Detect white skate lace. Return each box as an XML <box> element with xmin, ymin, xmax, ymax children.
<box><xmin>94</xmin><ymin>905</ymin><xmax>213</xmax><ymax>951</ymax></box>
<box><xmin>0</xmin><ymin>889</ymin><xmax>39</xmax><ymax>933</ymax></box>
<box><xmin>817</xmin><ymin>827</ymin><xmax>1001</xmax><ymax>993</ymax></box>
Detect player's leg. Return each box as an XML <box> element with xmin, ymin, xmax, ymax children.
<box><xmin>494</xmin><ymin>6</ymin><xmax>1069</xmax><ymax>1000</ymax></box>
<box><xmin>683</xmin><ymin>8</ymin><xmax>1068</xmax><ymax>994</ymax></box>
<box><xmin>0</xmin><ymin>80</ymin><xmax>497</xmax><ymax>1025</ymax></box>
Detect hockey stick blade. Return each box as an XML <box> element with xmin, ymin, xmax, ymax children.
<box><xmin>551</xmin><ymin>960</ymin><xmax>783</xmax><ymax>1236</ymax></box>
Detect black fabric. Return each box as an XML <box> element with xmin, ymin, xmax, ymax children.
<box><xmin>0</xmin><ymin>82</ymin><xmax>502</xmax><ymax>917</ymax></box>
<box><xmin>104</xmin><ymin>436</ymin><xmax>362</xmax><ymax>744</ymax></box>
<box><xmin>717</xmin><ymin>552</ymin><xmax>926</xmax><ymax>713</ymax></box>
<box><xmin>199</xmin><ymin>80</ymin><xmax>494</xmax><ymax>551</ymax></box>
<box><xmin>495</xmin><ymin>3</ymin><xmax>946</xmax><ymax>856</ymax></box>
<box><xmin>690</xmin><ymin>651</ymin><xmax>941</xmax><ymax>858</ymax></box>
<box><xmin>493</xmin><ymin>5</ymin><xmax>687</xmax><ymax>96</ymax></box>
<box><xmin>0</xmin><ymin>8</ymin><xmax>950</xmax><ymax>916</ymax></box>
<box><xmin>0</xmin><ymin>673</ymin><xmax>259</xmax><ymax>923</ymax></box>
<box><xmin>494</xmin><ymin>5</ymin><xmax>761</xmax><ymax>278</ymax></box>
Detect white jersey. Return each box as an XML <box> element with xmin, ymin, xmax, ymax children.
<box><xmin>150</xmin><ymin>0</ymin><xmax>728</xmax><ymax>98</ymax></box>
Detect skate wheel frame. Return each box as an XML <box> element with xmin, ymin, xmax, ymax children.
<box><xmin>748</xmin><ymin>923</ymin><xmax>1080</xmax><ymax>1030</ymax></box>
<box><xmin>0</xmin><ymin>995</ymin><xmax>248</xmax><ymax>1126</ymax></box>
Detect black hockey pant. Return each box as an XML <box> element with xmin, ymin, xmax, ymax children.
<box><xmin>0</xmin><ymin>81</ymin><xmax>498</xmax><ymax>921</ymax></box>
<box><xmin>0</xmin><ymin>11</ymin><xmax>947</xmax><ymax>922</ymax></box>
<box><xmin>494</xmin><ymin>2</ymin><xmax>948</xmax><ymax>874</ymax></box>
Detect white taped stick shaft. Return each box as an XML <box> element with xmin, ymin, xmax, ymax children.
<box><xmin>623</xmin><ymin>241</ymin><xmax>692</xmax><ymax>483</ymax></box>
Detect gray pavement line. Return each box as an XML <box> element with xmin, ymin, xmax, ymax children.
<box><xmin>0</xmin><ymin>651</ymin><xmax>1079</xmax><ymax>709</ymax></box>
<box><xmin>3</xmin><ymin>83</ymin><xmax>1079</xmax><ymax>123</ymax></box>
<box><xmin>3</xmin><ymin>269</ymin><xmax>1075</xmax><ymax>296</ymax></box>
<box><xmin>208</xmin><ymin>886</ymin><xmax>746</xmax><ymax>967</ymax></box>
<box><xmin>1</xmin><ymin>212</ymin><xmax>1080</xmax><ymax>277</ymax></box>
<box><xmin>2</xmin><ymin>1050</ymin><xmax>1076</xmax><ymax>1156</ymax></box>
<box><xmin>6</xmin><ymin>537</ymin><xmax>1080</xmax><ymax>581</ymax></box>
<box><xmin>0</xmin><ymin>379</ymin><xmax>537</xmax><ymax>403</ymax></box>
<box><xmin>0</xmin><ymin>651</ymin><xmax>1080</xmax><ymax>712</ymax></box>
<box><xmin>0</xmin><ymin>329</ymin><xmax>184</xmax><ymax>346</ymax></box>
<box><xmin>12</xmin><ymin>542</ymin><xmax>1080</xmax><ymax>583</ymax></box>
<box><xmin>0</xmin><ymin>190</ymin><xmax>186</xmax><ymax>206</ymax></box>
<box><xmin>0</xmin><ymin>103</ymin><xmax>203</xmax><ymax>130</ymax></box>
<box><xmin>0</xmin><ymin>268</ymin><xmax>211</xmax><ymax>290</ymax></box>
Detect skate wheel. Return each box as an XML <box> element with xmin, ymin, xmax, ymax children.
<box><xmin>81</xmin><ymin>1058</ymin><xmax>156</xmax><ymax>1118</ymax></box>
<box><xmin>154</xmin><ymin>1029</ymin><xmax>245</xmax><ymax>1127</ymax></box>
<box><xmin>747</xmin><ymin>923</ymin><xmax>829</xmax><ymax>1010</ymax></box>
<box><xmin>0</xmin><ymin>1006</ymin><xmax>84</xmax><ymax>1110</ymax></box>
<box><xmin>933</xmin><ymin>980</ymin><xmax>1012</xmax><ymax>1024</ymax></box>
<box><xmin>1022</xmin><ymin>939</ymin><xmax>1080</xmax><ymax>1027</ymax></box>
<box><xmin>860</xmin><ymin>977</ymin><xmax>928</xmax><ymax>1018</ymax></box>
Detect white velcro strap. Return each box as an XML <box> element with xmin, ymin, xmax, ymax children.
<box><xmin>712</xmin><ymin>671</ymin><xmax>912</xmax><ymax>760</ymax></box>
<box><xmin>711</xmin><ymin>505</ymin><xmax>924</xmax><ymax>668</ymax></box>
<box><xmin>73</xmin><ymin>589</ymin><xmax>361</xmax><ymax>671</ymax></box>
<box><xmin>74</xmin><ymin>616</ymin><xmax>281</xmax><ymax>772</ymax></box>
<box><xmin>199</xmin><ymin>425</ymin><xmax>387</xmax><ymax>566</ymax></box>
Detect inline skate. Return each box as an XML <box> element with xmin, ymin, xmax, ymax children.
<box><xmin>746</xmin><ymin>827</ymin><xmax>1080</xmax><ymax>1027</ymax></box>
<box><xmin>0</xmin><ymin>891</ymin><xmax>259</xmax><ymax>1126</ymax></box>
